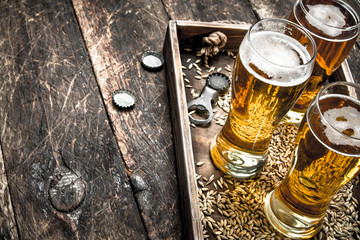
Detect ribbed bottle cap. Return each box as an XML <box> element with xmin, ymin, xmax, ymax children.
<box><xmin>141</xmin><ymin>51</ymin><xmax>164</xmax><ymax>71</ymax></box>
<box><xmin>112</xmin><ymin>89</ymin><xmax>136</xmax><ymax>109</ymax></box>
<box><xmin>206</xmin><ymin>73</ymin><xmax>230</xmax><ymax>94</ymax></box>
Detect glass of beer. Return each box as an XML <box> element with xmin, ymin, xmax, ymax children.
<box><xmin>265</xmin><ymin>81</ymin><xmax>360</xmax><ymax>239</ymax></box>
<box><xmin>210</xmin><ymin>18</ymin><xmax>316</xmax><ymax>178</ymax></box>
<box><xmin>284</xmin><ymin>0</ymin><xmax>360</xmax><ymax>124</ymax></box>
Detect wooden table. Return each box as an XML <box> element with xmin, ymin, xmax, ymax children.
<box><xmin>0</xmin><ymin>0</ymin><xmax>359</xmax><ymax>239</ymax></box>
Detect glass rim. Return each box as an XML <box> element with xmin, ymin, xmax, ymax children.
<box><xmin>315</xmin><ymin>81</ymin><xmax>360</xmax><ymax>141</ymax></box>
<box><xmin>247</xmin><ymin>18</ymin><xmax>317</xmax><ymax>70</ymax></box>
<box><xmin>298</xmin><ymin>0</ymin><xmax>360</xmax><ymax>32</ymax></box>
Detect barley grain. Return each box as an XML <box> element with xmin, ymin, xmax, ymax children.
<box><xmin>197</xmin><ymin>161</ymin><xmax>205</xmax><ymax>167</ymax></box>
<box><xmin>196</xmin><ymin>123</ymin><xmax>360</xmax><ymax>239</ymax></box>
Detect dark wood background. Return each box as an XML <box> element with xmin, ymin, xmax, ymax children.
<box><xmin>0</xmin><ymin>0</ymin><xmax>358</xmax><ymax>239</ymax></box>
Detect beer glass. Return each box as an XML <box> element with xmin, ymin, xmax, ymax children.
<box><xmin>284</xmin><ymin>0</ymin><xmax>360</xmax><ymax>124</ymax></box>
<box><xmin>210</xmin><ymin>19</ymin><xmax>316</xmax><ymax>178</ymax></box>
<box><xmin>265</xmin><ymin>81</ymin><xmax>360</xmax><ymax>239</ymax></box>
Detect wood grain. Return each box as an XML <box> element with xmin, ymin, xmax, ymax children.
<box><xmin>0</xmin><ymin>144</ymin><xmax>18</xmax><ymax>240</ymax></box>
<box><xmin>162</xmin><ymin>0</ymin><xmax>258</xmax><ymax>23</ymax></box>
<box><xmin>72</xmin><ymin>0</ymin><xmax>182</xmax><ymax>238</ymax></box>
<box><xmin>0</xmin><ymin>0</ymin><xmax>358</xmax><ymax>239</ymax></box>
<box><xmin>249</xmin><ymin>0</ymin><xmax>296</xmax><ymax>19</ymax></box>
<box><xmin>0</xmin><ymin>0</ymin><xmax>145</xmax><ymax>239</ymax></box>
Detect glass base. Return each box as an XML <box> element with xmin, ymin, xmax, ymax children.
<box><xmin>264</xmin><ymin>190</ymin><xmax>323</xmax><ymax>239</ymax></box>
<box><xmin>210</xmin><ymin>135</ymin><xmax>266</xmax><ymax>178</ymax></box>
<box><xmin>281</xmin><ymin>109</ymin><xmax>305</xmax><ymax>126</ymax></box>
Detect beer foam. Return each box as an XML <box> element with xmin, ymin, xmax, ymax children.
<box><xmin>240</xmin><ymin>31</ymin><xmax>311</xmax><ymax>86</ymax></box>
<box><xmin>321</xmin><ymin>105</ymin><xmax>360</xmax><ymax>148</ymax></box>
<box><xmin>305</xmin><ymin>4</ymin><xmax>346</xmax><ymax>37</ymax></box>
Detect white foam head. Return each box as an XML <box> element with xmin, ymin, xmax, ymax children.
<box><xmin>240</xmin><ymin>31</ymin><xmax>312</xmax><ymax>86</ymax></box>
<box><xmin>305</xmin><ymin>4</ymin><xmax>346</xmax><ymax>37</ymax></box>
<box><xmin>321</xmin><ymin>100</ymin><xmax>360</xmax><ymax>148</ymax></box>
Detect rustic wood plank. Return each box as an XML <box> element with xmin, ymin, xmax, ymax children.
<box><xmin>72</xmin><ymin>0</ymin><xmax>182</xmax><ymax>239</ymax></box>
<box><xmin>0</xmin><ymin>0</ymin><xmax>146</xmax><ymax>239</ymax></box>
<box><xmin>347</xmin><ymin>46</ymin><xmax>360</xmax><ymax>84</ymax></box>
<box><xmin>249</xmin><ymin>0</ymin><xmax>296</xmax><ymax>19</ymax></box>
<box><xmin>162</xmin><ymin>0</ymin><xmax>258</xmax><ymax>23</ymax></box>
<box><xmin>164</xmin><ymin>20</ymin><xmax>202</xmax><ymax>240</ymax></box>
<box><xmin>0</xmin><ymin>144</ymin><xmax>18</xmax><ymax>240</ymax></box>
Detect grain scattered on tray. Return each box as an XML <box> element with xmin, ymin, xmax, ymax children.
<box><xmin>226</xmin><ymin>51</ymin><xmax>234</xmax><ymax>57</ymax></box>
<box><xmin>197</xmin><ymin>124</ymin><xmax>360</xmax><ymax>240</ymax></box>
<box><xmin>188</xmin><ymin>110</ymin><xmax>196</xmax><ymax>116</ymax></box>
<box><xmin>225</xmin><ymin>66</ymin><xmax>232</xmax><ymax>72</ymax></box>
<box><xmin>208</xmin><ymin>66</ymin><xmax>216</xmax><ymax>72</ymax></box>
<box><xmin>197</xmin><ymin>161</ymin><xmax>205</xmax><ymax>167</ymax></box>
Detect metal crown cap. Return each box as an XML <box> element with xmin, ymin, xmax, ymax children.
<box><xmin>141</xmin><ymin>51</ymin><xmax>165</xmax><ymax>71</ymax></box>
<box><xmin>112</xmin><ymin>89</ymin><xmax>136</xmax><ymax>109</ymax></box>
<box><xmin>206</xmin><ymin>72</ymin><xmax>230</xmax><ymax>94</ymax></box>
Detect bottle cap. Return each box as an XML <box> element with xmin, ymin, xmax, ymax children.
<box><xmin>141</xmin><ymin>51</ymin><xmax>164</xmax><ymax>71</ymax></box>
<box><xmin>112</xmin><ymin>89</ymin><xmax>136</xmax><ymax>109</ymax></box>
<box><xmin>206</xmin><ymin>72</ymin><xmax>230</xmax><ymax>94</ymax></box>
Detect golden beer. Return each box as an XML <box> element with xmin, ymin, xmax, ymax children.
<box><xmin>285</xmin><ymin>0</ymin><xmax>360</xmax><ymax>123</ymax></box>
<box><xmin>210</xmin><ymin>19</ymin><xmax>316</xmax><ymax>178</ymax></box>
<box><xmin>265</xmin><ymin>82</ymin><xmax>360</xmax><ymax>239</ymax></box>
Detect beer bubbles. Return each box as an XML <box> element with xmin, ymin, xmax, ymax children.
<box><xmin>241</xmin><ymin>31</ymin><xmax>312</xmax><ymax>85</ymax></box>
<box><xmin>320</xmin><ymin>96</ymin><xmax>360</xmax><ymax>150</ymax></box>
<box><xmin>306</xmin><ymin>4</ymin><xmax>346</xmax><ymax>37</ymax></box>
<box><xmin>210</xmin><ymin>19</ymin><xmax>316</xmax><ymax>178</ymax></box>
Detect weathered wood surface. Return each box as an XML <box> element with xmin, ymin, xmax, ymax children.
<box><xmin>72</xmin><ymin>0</ymin><xmax>182</xmax><ymax>238</ymax></box>
<box><xmin>0</xmin><ymin>0</ymin><xmax>145</xmax><ymax>239</ymax></box>
<box><xmin>162</xmin><ymin>0</ymin><xmax>258</xmax><ymax>23</ymax></box>
<box><xmin>72</xmin><ymin>0</ymin><xmax>257</xmax><ymax>239</ymax></box>
<box><xmin>0</xmin><ymin>144</ymin><xmax>17</xmax><ymax>240</ymax></box>
<box><xmin>0</xmin><ymin>0</ymin><xmax>359</xmax><ymax>239</ymax></box>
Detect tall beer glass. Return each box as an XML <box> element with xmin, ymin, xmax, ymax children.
<box><xmin>210</xmin><ymin>19</ymin><xmax>316</xmax><ymax>178</ymax></box>
<box><xmin>265</xmin><ymin>82</ymin><xmax>360</xmax><ymax>239</ymax></box>
<box><xmin>284</xmin><ymin>0</ymin><xmax>360</xmax><ymax>124</ymax></box>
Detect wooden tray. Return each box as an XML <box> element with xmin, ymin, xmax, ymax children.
<box><xmin>163</xmin><ymin>20</ymin><xmax>357</xmax><ymax>240</ymax></box>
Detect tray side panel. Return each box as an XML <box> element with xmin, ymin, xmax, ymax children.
<box><xmin>331</xmin><ymin>60</ymin><xmax>355</xmax><ymax>84</ymax></box>
<box><xmin>176</xmin><ymin>20</ymin><xmax>251</xmax><ymax>51</ymax></box>
<box><xmin>164</xmin><ymin>20</ymin><xmax>203</xmax><ymax>240</ymax></box>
